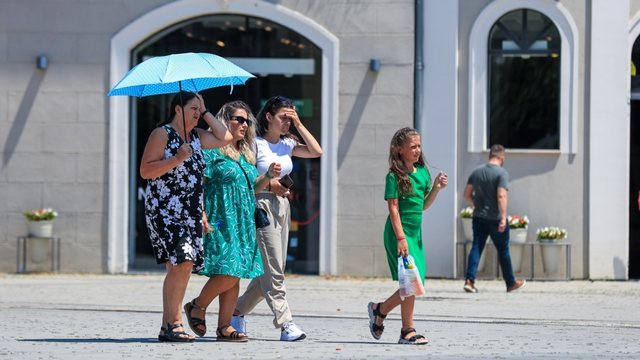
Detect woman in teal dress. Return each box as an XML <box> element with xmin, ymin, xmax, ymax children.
<box><xmin>367</xmin><ymin>127</ymin><xmax>447</xmax><ymax>345</ymax></box>
<box><xmin>183</xmin><ymin>101</ymin><xmax>280</xmax><ymax>342</ymax></box>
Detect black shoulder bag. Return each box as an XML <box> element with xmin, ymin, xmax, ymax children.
<box><xmin>234</xmin><ymin>160</ymin><xmax>270</xmax><ymax>228</ymax></box>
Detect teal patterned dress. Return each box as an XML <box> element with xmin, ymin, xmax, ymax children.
<box><xmin>199</xmin><ymin>149</ymin><xmax>264</xmax><ymax>278</ymax></box>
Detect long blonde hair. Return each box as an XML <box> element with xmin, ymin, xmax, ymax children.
<box><xmin>216</xmin><ymin>101</ymin><xmax>257</xmax><ymax>164</ymax></box>
<box><xmin>389</xmin><ymin>127</ymin><xmax>426</xmax><ymax>195</ymax></box>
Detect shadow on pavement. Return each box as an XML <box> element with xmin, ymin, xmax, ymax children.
<box><xmin>20</xmin><ymin>338</ymin><xmax>165</xmax><ymax>344</ymax></box>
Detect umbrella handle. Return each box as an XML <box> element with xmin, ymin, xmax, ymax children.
<box><xmin>178</xmin><ymin>82</ymin><xmax>187</xmax><ymax>144</ymax></box>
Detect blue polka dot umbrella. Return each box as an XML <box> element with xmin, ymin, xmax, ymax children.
<box><xmin>107</xmin><ymin>52</ymin><xmax>255</xmax><ymax>97</ymax></box>
<box><xmin>107</xmin><ymin>52</ymin><xmax>254</xmax><ymax>140</ymax></box>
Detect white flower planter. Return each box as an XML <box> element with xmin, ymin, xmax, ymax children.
<box><xmin>27</xmin><ymin>220</ymin><xmax>54</xmax><ymax>238</ymax></box>
<box><xmin>461</xmin><ymin>218</ymin><xmax>473</xmax><ymax>241</ymax></box>
<box><xmin>509</xmin><ymin>228</ymin><xmax>528</xmax><ymax>273</ymax></box>
<box><xmin>540</xmin><ymin>240</ymin><xmax>562</xmax><ymax>273</ymax></box>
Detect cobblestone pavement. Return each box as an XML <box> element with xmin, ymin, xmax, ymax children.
<box><xmin>1</xmin><ymin>273</ymin><xmax>639</xmax><ymax>359</ymax></box>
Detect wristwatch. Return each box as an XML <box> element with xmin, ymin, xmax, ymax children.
<box><xmin>201</xmin><ymin>109</ymin><xmax>210</xmax><ymax>117</ymax></box>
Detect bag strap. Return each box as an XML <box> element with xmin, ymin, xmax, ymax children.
<box><xmin>233</xmin><ymin>158</ymin><xmax>254</xmax><ymax>192</ymax></box>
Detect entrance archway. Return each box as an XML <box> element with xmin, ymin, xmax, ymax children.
<box><xmin>108</xmin><ymin>0</ymin><xmax>338</xmax><ymax>274</ymax></box>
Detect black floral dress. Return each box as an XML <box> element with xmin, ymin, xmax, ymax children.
<box><xmin>144</xmin><ymin>124</ymin><xmax>206</xmax><ymax>272</ymax></box>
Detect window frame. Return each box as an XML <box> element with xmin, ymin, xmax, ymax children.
<box><xmin>468</xmin><ymin>1</ymin><xmax>578</xmax><ymax>154</ymax></box>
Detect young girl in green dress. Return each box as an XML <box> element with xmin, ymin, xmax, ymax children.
<box><xmin>368</xmin><ymin>127</ymin><xmax>448</xmax><ymax>345</ymax></box>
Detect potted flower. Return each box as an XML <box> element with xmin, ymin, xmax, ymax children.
<box><xmin>508</xmin><ymin>215</ymin><xmax>529</xmax><ymax>273</ymax></box>
<box><xmin>24</xmin><ymin>208</ymin><xmax>58</xmax><ymax>238</ymax></box>
<box><xmin>508</xmin><ymin>214</ymin><xmax>529</xmax><ymax>230</ymax></box>
<box><xmin>536</xmin><ymin>226</ymin><xmax>567</xmax><ymax>274</ymax></box>
<box><xmin>508</xmin><ymin>215</ymin><xmax>529</xmax><ymax>244</ymax></box>
<box><xmin>536</xmin><ymin>226</ymin><xmax>567</xmax><ymax>242</ymax></box>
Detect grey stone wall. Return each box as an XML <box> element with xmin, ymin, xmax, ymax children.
<box><xmin>0</xmin><ymin>0</ymin><xmax>172</xmax><ymax>272</ymax></box>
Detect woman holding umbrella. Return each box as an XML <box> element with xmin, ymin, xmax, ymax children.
<box><xmin>140</xmin><ymin>91</ymin><xmax>232</xmax><ymax>342</ymax></box>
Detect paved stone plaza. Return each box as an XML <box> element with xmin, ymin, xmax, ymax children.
<box><xmin>0</xmin><ymin>273</ymin><xmax>639</xmax><ymax>359</ymax></box>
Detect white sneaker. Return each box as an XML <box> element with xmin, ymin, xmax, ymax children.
<box><xmin>230</xmin><ymin>314</ymin><xmax>246</xmax><ymax>334</ymax></box>
<box><xmin>280</xmin><ymin>322</ymin><xmax>306</xmax><ymax>341</ymax></box>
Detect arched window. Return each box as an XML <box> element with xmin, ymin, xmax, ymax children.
<box><xmin>488</xmin><ymin>9</ymin><xmax>561</xmax><ymax>149</ymax></box>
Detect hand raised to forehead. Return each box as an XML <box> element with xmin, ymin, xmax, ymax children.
<box><xmin>196</xmin><ymin>93</ymin><xmax>206</xmax><ymax>113</ymax></box>
<box><xmin>284</xmin><ymin>108</ymin><xmax>301</xmax><ymax>127</ymax></box>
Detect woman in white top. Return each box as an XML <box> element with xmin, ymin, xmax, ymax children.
<box><xmin>231</xmin><ymin>96</ymin><xmax>322</xmax><ymax>341</ymax></box>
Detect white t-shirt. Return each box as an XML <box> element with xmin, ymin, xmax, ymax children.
<box><xmin>255</xmin><ymin>136</ymin><xmax>296</xmax><ymax>176</ymax></box>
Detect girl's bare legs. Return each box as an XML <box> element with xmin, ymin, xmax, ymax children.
<box><xmin>399</xmin><ymin>295</ymin><xmax>416</xmax><ymax>332</ymax></box>
<box><xmin>162</xmin><ymin>261</ymin><xmax>193</xmax><ymax>338</ymax></box>
<box><xmin>372</xmin><ymin>291</ymin><xmax>423</xmax><ymax>341</ymax></box>
<box><xmin>377</xmin><ymin>290</ymin><xmax>402</xmax><ymax>316</ymax></box>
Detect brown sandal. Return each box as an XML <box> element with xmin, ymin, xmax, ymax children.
<box><xmin>183</xmin><ymin>298</ymin><xmax>207</xmax><ymax>337</ymax></box>
<box><xmin>216</xmin><ymin>325</ymin><xmax>248</xmax><ymax>342</ymax></box>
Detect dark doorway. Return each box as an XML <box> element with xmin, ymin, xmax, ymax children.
<box><xmin>129</xmin><ymin>15</ymin><xmax>323</xmax><ymax>274</ymax></box>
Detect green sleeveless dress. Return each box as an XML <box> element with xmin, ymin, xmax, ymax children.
<box><xmin>383</xmin><ymin>165</ymin><xmax>431</xmax><ymax>282</ymax></box>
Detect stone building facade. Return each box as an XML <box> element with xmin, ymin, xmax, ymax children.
<box><xmin>0</xmin><ymin>0</ymin><xmax>637</xmax><ymax>280</ymax></box>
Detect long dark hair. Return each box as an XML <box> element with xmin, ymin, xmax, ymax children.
<box><xmin>255</xmin><ymin>95</ymin><xmax>297</xmax><ymax>141</ymax></box>
<box><xmin>389</xmin><ymin>127</ymin><xmax>426</xmax><ymax>195</ymax></box>
<box><xmin>158</xmin><ymin>91</ymin><xmax>199</xmax><ymax>126</ymax></box>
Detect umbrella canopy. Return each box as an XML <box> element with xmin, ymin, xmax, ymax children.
<box><xmin>107</xmin><ymin>52</ymin><xmax>255</xmax><ymax>97</ymax></box>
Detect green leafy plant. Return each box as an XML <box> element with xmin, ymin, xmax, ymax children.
<box><xmin>508</xmin><ymin>215</ymin><xmax>529</xmax><ymax>229</ymax></box>
<box><xmin>23</xmin><ymin>208</ymin><xmax>58</xmax><ymax>221</ymax></box>
<box><xmin>536</xmin><ymin>226</ymin><xmax>567</xmax><ymax>241</ymax></box>
<box><xmin>459</xmin><ymin>207</ymin><xmax>473</xmax><ymax>219</ymax></box>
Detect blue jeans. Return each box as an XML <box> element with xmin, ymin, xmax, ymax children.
<box><xmin>465</xmin><ymin>217</ymin><xmax>516</xmax><ymax>287</ymax></box>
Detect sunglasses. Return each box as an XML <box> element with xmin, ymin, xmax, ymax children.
<box><xmin>230</xmin><ymin>115</ymin><xmax>253</xmax><ymax>127</ymax></box>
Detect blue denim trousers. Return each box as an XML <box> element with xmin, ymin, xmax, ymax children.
<box><xmin>465</xmin><ymin>217</ymin><xmax>516</xmax><ymax>287</ymax></box>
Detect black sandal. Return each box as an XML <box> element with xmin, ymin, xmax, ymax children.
<box><xmin>367</xmin><ymin>301</ymin><xmax>387</xmax><ymax>340</ymax></box>
<box><xmin>159</xmin><ymin>323</ymin><xmax>195</xmax><ymax>342</ymax></box>
<box><xmin>183</xmin><ymin>298</ymin><xmax>207</xmax><ymax>337</ymax></box>
<box><xmin>216</xmin><ymin>325</ymin><xmax>248</xmax><ymax>342</ymax></box>
<box><xmin>158</xmin><ymin>326</ymin><xmax>168</xmax><ymax>342</ymax></box>
<box><xmin>398</xmin><ymin>327</ymin><xmax>429</xmax><ymax>345</ymax></box>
